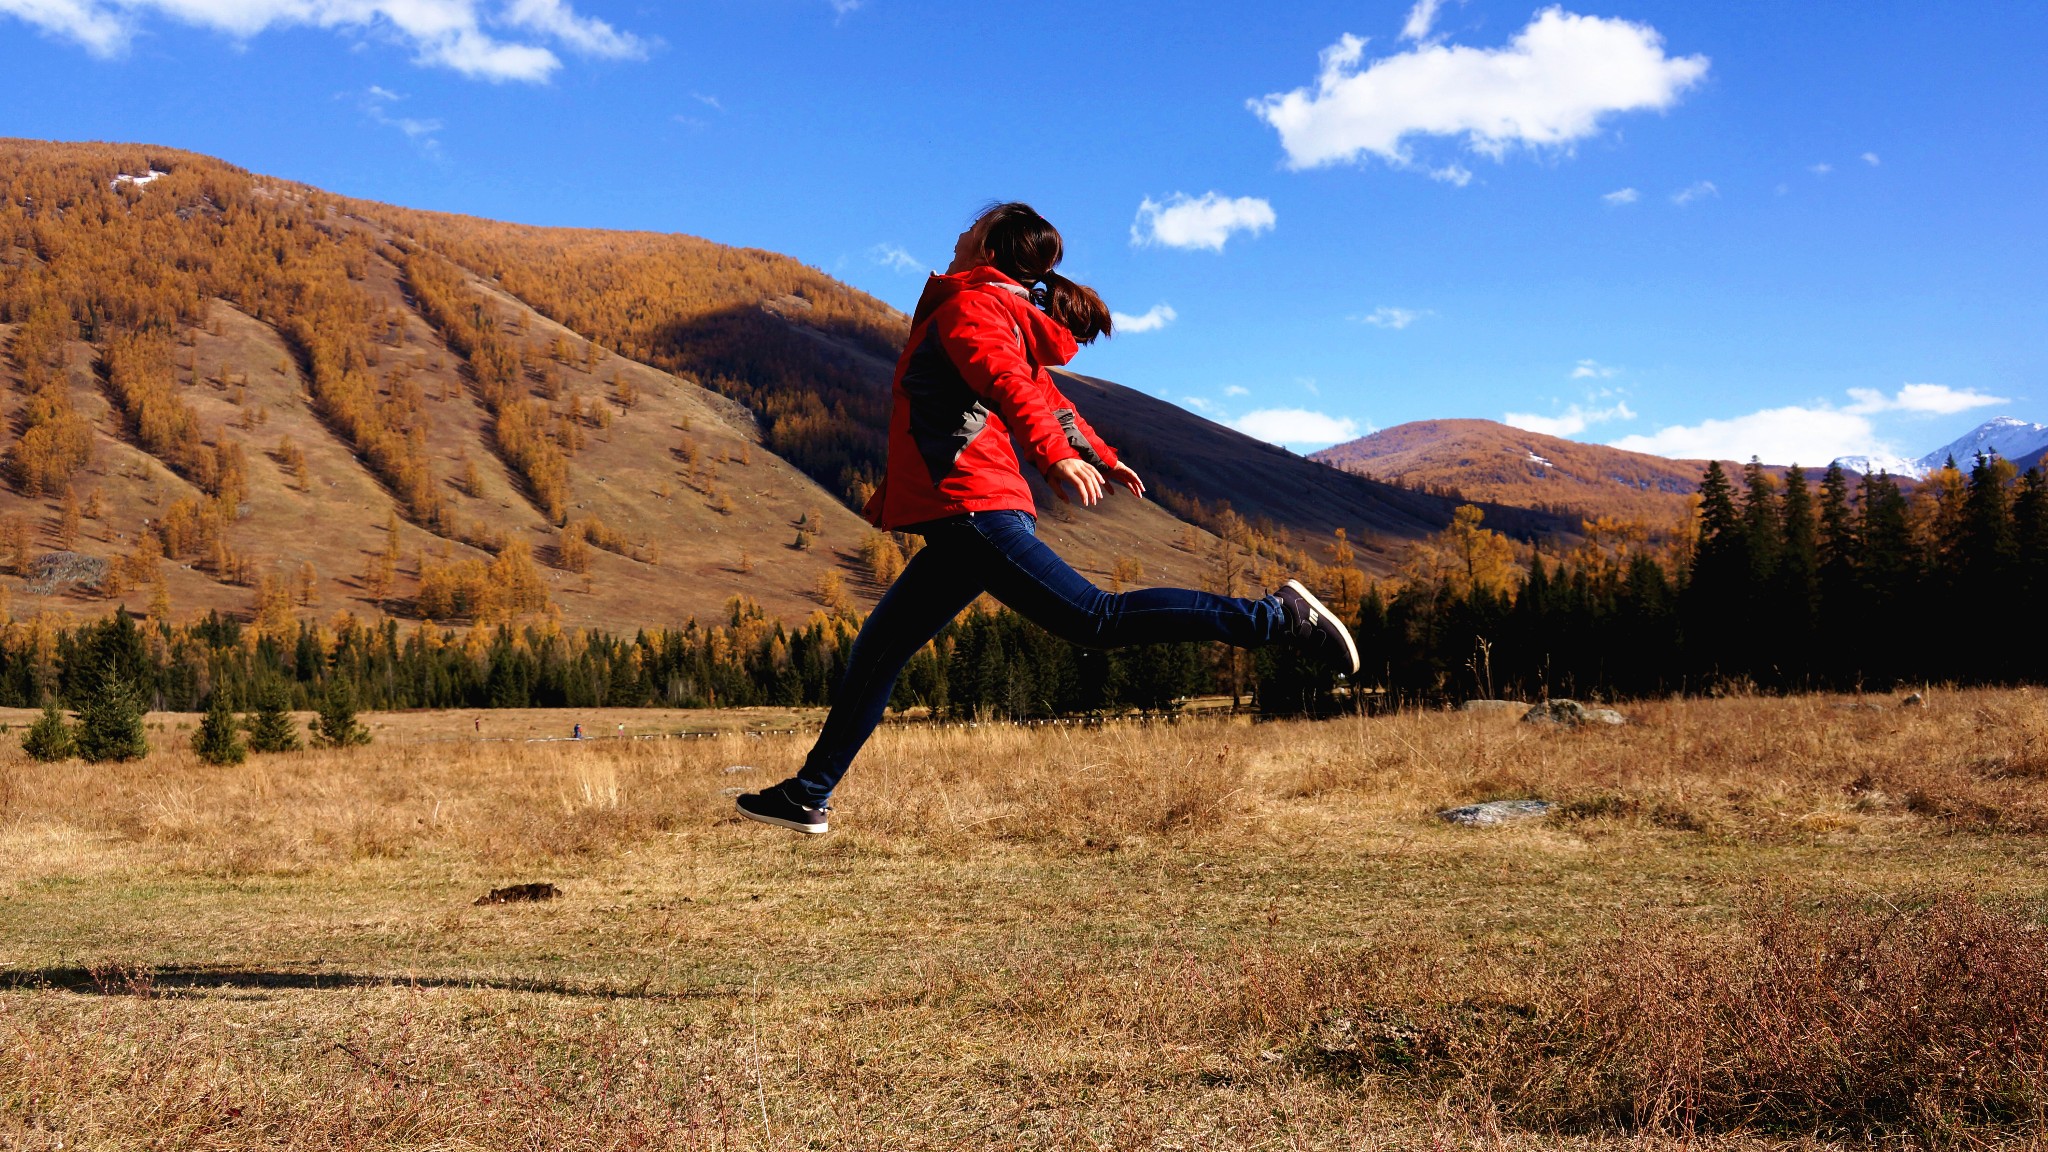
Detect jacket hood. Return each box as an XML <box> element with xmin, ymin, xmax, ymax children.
<box><xmin>912</xmin><ymin>266</ymin><xmax>1080</xmax><ymax>368</ymax></box>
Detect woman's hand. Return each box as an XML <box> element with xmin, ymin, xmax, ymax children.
<box><xmin>1107</xmin><ymin>461</ymin><xmax>1146</xmax><ymax>500</ymax></box>
<box><xmin>1050</xmin><ymin>457</ymin><xmax>1106</xmax><ymax>506</ymax></box>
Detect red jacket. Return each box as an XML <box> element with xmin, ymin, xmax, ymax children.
<box><xmin>863</xmin><ymin>266</ymin><xmax>1120</xmax><ymax>530</ymax></box>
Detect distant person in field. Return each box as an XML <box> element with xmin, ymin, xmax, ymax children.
<box><xmin>736</xmin><ymin>202</ymin><xmax>1357</xmax><ymax>835</ymax></box>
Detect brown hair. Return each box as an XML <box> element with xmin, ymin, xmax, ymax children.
<box><xmin>972</xmin><ymin>202</ymin><xmax>1114</xmax><ymax>344</ymax></box>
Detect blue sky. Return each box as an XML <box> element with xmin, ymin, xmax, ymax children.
<box><xmin>3</xmin><ymin>0</ymin><xmax>2043</xmax><ymax>467</ymax></box>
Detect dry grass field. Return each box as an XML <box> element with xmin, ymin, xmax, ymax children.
<box><xmin>3</xmin><ymin>689</ymin><xmax>2047</xmax><ymax>1149</ymax></box>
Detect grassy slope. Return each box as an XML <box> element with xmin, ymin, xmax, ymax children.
<box><xmin>3</xmin><ymin>689</ymin><xmax>2044</xmax><ymax>1147</ymax></box>
<box><xmin>1314</xmin><ymin>418</ymin><xmax>1817</xmax><ymax>527</ymax></box>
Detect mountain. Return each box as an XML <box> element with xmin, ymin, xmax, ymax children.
<box><xmin>1912</xmin><ymin>417</ymin><xmax>2048</xmax><ymax>476</ymax></box>
<box><xmin>0</xmin><ymin>139</ymin><xmax>1567</xmax><ymax>633</ymax></box>
<box><xmin>1311</xmin><ymin>419</ymin><xmax>1740</xmax><ymax>526</ymax></box>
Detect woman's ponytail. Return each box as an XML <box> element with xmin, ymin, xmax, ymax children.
<box><xmin>973</xmin><ymin>201</ymin><xmax>1116</xmax><ymax>344</ymax></box>
<box><xmin>1036</xmin><ymin>270</ymin><xmax>1113</xmax><ymax>344</ymax></box>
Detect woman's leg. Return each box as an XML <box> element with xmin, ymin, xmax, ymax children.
<box><xmin>781</xmin><ymin>528</ymin><xmax>985</xmax><ymax>807</ymax></box>
<box><xmin>962</xmin><ymin>510</ymin><xmax>1289</xmax><ymax>648</ymax></box>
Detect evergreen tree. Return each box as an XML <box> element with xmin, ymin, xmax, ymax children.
<box><xmin>2015</xmin><ymin>467</ymin><xmax>2048</xmax><ymax>662</ymax></box>
<box><xmin>311</xmin><ymin>679</ymin><xmax>371</xmax><ymax>748</ymax></box>
<box><xmin>21</xmin><ymin>700</ymin><xmax>74</xmax><ymax>762</ymax></box>
<box><xmin>1739</xmin><ymin>458</ymin><xmax>1783</xmax><ymax>582</ymax></box>
<box><xmin>1959</xmin><ymin>453</ymin><xmax>2021</xmax><ymax>679</ymax></box>
<box><xmin>1858</xmin><ymin>472</ymin><xmax>1919</xmax><ymax>683</ymax></box>
<box><xmin>1773</xmin><ymin>465</ymin><xmax>1820</xmax><ymax>683</ymax></box>
<box><xmin>245</xmin><ymin>683</ymin><xmax>302</xmax><ymax>754</ymax></box>
<box><xmin>1815</xmin><ymin>462</ymin><xmax>1861</xmax><ymax>682</ymax></box>
<box><xmin>73</xmin><ymin>665</ymin><xmax>149</xmax><ymax>763</ymax></box>
<box><xmin>190</xmin><ymin>693</ymin><xmax>247</xmax><ymax>765</ymax></box>
<box><xmin>1686</xmin><ymin>461</ymin><xmax>1750</xmax><ymax>678</ymax></box>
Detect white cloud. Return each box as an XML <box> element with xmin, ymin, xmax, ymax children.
<box><xmin>1503</xmin><ymin>400</ymin><xmax>1634</xmax><ymax>438</ymax></box>
<box><xmin>1111</xmin><ymin>303</ymin><xmax>1177</xmax><ymax>334</ymax></box>
<box><xmin>868</xmin><ymin>243</ymin><xmax>922</xmax><ymax>274</ymax></box>
<box><xmin>1861</xmin><ymin>151</ymin><xmax>1881</xmax><ymax>166</ymax></box>
<box><xmin>1401</xmin><ymin>0</ymin><xmax>1445</xmax><ymax>41</ymax></box>
<box><xmin>1231</xmin><ymin>408</ymin><xmax>1363</xmax><ymax>448</ymax></box>
<box><xmin>1670</xmin><ymin>180</ymin><xmax>1717</xmax><ymax>205</ymax></box>
<box><xmin>1181</xmin><ymin>396</ymin><xmax>1223</xmax><ymax>416</ymax></box>
<box><xmin>1356</xmin><ymin>305</ymin><xmax>1423</xmax><ymax>329</ymax></box>
<box><xmin>1809</xmin><ymin>162</ymin><xmax>1833</xmax><ymax>176</ymax></box>
<box><xmin>359</xmin><ymin>86</ymin><xmax>442</xmax><ymax>154</ymax></box>
<box><xmin>1844</xmin><ymin>382</ymin><xmax>2009</xmax><ymax>416</ymax></box>
<box><xmin>1223</xmin><ymin>385</ymin><xmax>1249</xmax><ymax>397</ymax></box>
<box><xmin>1249</xmin><ymin>9</ymin><xmax>1708</xmax><ymax>174</ymax></box>
<box><xmin>1612</xmin><ymin>382</ymin><xmax>2012</xmax><ymax>465</ymax></box>
<box><xmin>0</xmin><ymin>0</ymin><xmax>647</xmax><ymax>81</ymax></box>
<box><xmin>1130</xmin><ymin>192</ymin><xmax>1276</xmax><ymax>252</ymax></box>
<box><xmin>1570</xmin><ymin>358</ymin><xmax>1618</xmax><ymax>379</ymax></box>
<box><xmin>1610</xmin><ymin>406</ymin><xmax>1886</xmax><ymax>465</ymax></box>
<box><xmin>1602</xmin><ymin>186</ymin><xmax>1639</xmax><ymax>205</ymax></box>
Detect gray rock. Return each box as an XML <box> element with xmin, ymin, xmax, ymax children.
<box><xmin>25</xmin><ymin>551</ymin><xmax>110</xmax><ymax>596</ymax></box>
<box><xmin>1900</xmin><ymin>692</ymin><xmax>1925</xmax><ymax>708</ymax></box>
<box><xmin>1439</xmin><ymin>799</ymin><xmax>1551</xmax><ymax>827</ymax></box>
<box><xmin>1521</xmin><ymin>699</ymin><xmax>1627</xmax><ymax>727</ymax></box>
<box><xmin>1459</xmin><ymin>699</ymin><xmax>1525</xmax><ymax>715</ymax></box>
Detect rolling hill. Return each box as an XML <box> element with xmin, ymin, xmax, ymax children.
<box><xmin>1311</xmin><ymin>419</ymin><xmax>1734</xmax><ymax>526</ymax></box>
<box><xmin>0</xmin><ymin>139</ymin><xmax>1574</xmax><ymax>634</ymax></box>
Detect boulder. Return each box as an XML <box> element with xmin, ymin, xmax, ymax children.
<box><xmin>1900</xmin><ymin>692</ymin><xmax>1925</xmax><ymax>708</ymax></box>
<box><xmin>1459</xmin><ymin>699</ymin><xmax>1525</xmax><ymax>715</ymax></box>
<box><xmin>1522</xmin><ymin>699</ymin><xmax>1627</xmax><ymax>727</ymax></box>
<box><xmin>1438</xmin><ymin>800</ymin><xmax>1551</xmax><ymax>827</ymax></box>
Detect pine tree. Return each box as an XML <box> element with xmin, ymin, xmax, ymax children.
<box><xmin>73</xmin><ymin>665</ymin><xmax>150</xmax><ymax>763</ymax></box>
<box><xmin>1815</xmin><ymin>463</ymin><xmax>1861</xmax><ymax>682</ymax></box>
<box><xmin>1739</xmin><ymin>458</ymin><xmax>1782</xmax><ymax>583</ymax></box>
<box><xmin>190</xmin><ymin>693</ymin><xmax>247</xmax><ymax>765</ymax></box>
<box><xmin>311</xmin><ymin>679</ymin><xmax>371</xmax><ymax>748</ymax></box>
<box><xmin>1775</xmin><ymin>466</ymin><xmax>1820</xmax><ymax>672</ymax></box>
<box><xmin>245</xmin><ymin>683</ymin><xmax>301</xmax><ymax>754</ymax></box>
<box><xmin>21</xmin><ymin>700</ymin><xmax>74</xmax><ymax>762</ymax></box>
<box><xmin>1858</xmin><ymin>472</ymin><xmax>1919</xmax><ymax>682</ymax></box>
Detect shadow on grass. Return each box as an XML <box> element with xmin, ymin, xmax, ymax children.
<box><xmin>0</xmin><ymin>964</ymin><xmax>725</xmax><ymax>1002</ymax></box>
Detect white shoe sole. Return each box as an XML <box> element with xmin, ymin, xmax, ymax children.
<box><xmin>1285</xmin><ymin>579</ymin><xmax>1360</xmax><ymax>675</ymax></box>
<box><xmin>737</xmin><ymin>804</ymin><xmax>830</xmax><ymax>835</ymax></box>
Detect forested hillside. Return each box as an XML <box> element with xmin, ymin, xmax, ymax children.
<box><xmin>0</xmin><ymin>139</ymin><xmax>1227</xmax><ymax>633</ymax></box>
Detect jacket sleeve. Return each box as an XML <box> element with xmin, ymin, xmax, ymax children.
<box><xmin>1046</xmin><ymin>379</ymin><xmax>1121</xmax><ymax>471</ymax></box>
<box><xmin>931</xmin><ymin>292</ymin><xmax>1080</xmax><ymax>475</ymax></box>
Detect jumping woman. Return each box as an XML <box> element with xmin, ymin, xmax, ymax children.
<box><xmin>737</xmin><ymin>202</ymin><xmax>1358</xmax><ymax>834</ymax></box>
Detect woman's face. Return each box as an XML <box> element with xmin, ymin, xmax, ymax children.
<box><xmin>946</xmin><ymin>219</ymin><xmax>988</xmax><ymax>274</ymax></box>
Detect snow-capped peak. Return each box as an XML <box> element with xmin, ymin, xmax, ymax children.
<box><xmin>1831</xmin><ymin>452</ymin><xmax>1924</xmax><ymax>479</ymax></box>
<box><xmin>1914</xmin><ymin>416</ymin><xmax>2048</xmax><ymax>475</ymax></box>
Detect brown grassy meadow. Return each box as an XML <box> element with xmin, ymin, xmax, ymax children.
<box><xmin>3</xmin><ymin>689</ymin><xmax>2047</xmax><ymax>1149</ymax></box>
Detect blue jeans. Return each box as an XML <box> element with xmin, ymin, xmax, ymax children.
<box><xmin>787</xmin><ymin>509</ymin><xmax>1287</xmax><ymax>806</ymax></box>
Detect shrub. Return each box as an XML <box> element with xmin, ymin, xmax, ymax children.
<box><xmin>245</xmin><ymin>684</ymin><xmax>301</xmax><ymax>754</ymax></box>
<box><xmin>73</xmin><ymin>667</ymin><xmax>149</xmax><ymax>763</ymax></box>
<box><xmin>311</xmin><ymin>680</ymin><xmax>371</xmax><ymax>749</ymax></box>
<box><xmin>190</xmin><ymin>694</ymin><xmax>247</xmax><ymax>765</ymax></box>
<box><xmin>21</xmin><ymin>701</ymin><xmax>73</xmax><ymax>762</ymax></box>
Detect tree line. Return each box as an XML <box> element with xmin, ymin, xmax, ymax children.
<box><xmin>1349</xmin><ymin>455</ymin><xmax>2048</xmax><ymax>707</ymax></box>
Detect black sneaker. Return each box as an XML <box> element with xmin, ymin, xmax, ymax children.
<box><xmin>1275</xmin><ymin>579</ymin><xmax>1360</xmax><ymax>675</ymax></box>
<box><xmin>735</xmin><ymin>782</ymin><xmax>830</xmax><ymax>835</ymax></box>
